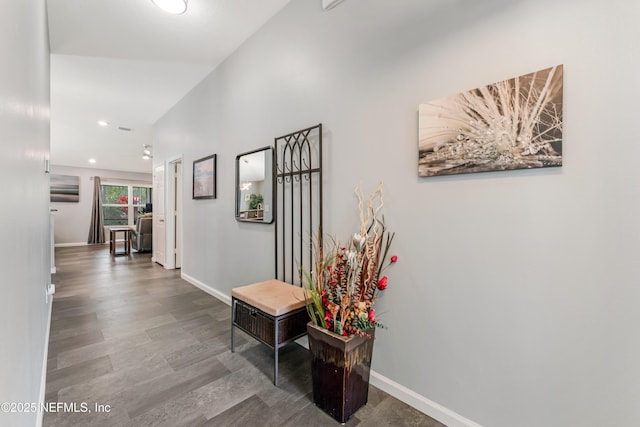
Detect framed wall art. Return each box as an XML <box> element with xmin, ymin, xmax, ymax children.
<box><xmin>50</xmin><ymin>174</ymin><xmax>80</xmax><ymax>202</ymax></box>
<box><xmin>193</xmin><ymin>154</ymin><xmax>216</xmax><ymax>199</ymax></box>
<box><xmin>418</xmin><ymin>65</ymin><xmax>563</xmax><ymax>177</ymax></box>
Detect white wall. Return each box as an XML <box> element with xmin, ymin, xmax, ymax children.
<box><xmin>152</xmin><ymin>0</ymin><xmax>640</xmax><ymax>426</ymax></box>
<box><xmin>50</xmin><ymin>165</ymin><xmax>152</xmax><ymax>245</ymax></box>
<box><xmin>0</xmin><ymin>0</ymin><xmax>51</xmax><ymax>426</ymax></box>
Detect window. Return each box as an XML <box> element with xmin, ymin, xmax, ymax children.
<box><xmin>101</xmin><ymin>184</ymin><xmax>152</xmax><ymax>226</ymax></box>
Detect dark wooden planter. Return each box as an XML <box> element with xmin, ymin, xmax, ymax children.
<box><xmin>307</xmin><ymin>322</ymin><xmax>375</xmax><ymax>424</ymax></box>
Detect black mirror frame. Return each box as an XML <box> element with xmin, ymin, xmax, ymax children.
<box><xmin>235</xmin><ymin>146</ymin><xmax>275</xmax><ymax>224</ymax></box>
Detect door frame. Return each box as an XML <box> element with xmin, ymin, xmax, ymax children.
<box><xmin>152</xmin><ymin>163</ymin><xmax>165</xmax><ymax>266</ymax></box>
<box><xmin>165</xmin><ymin>154</ymin><xmax>183</xmax><ymax>270</ymax></box>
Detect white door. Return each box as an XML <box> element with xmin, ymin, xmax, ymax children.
<box><xmin>153</xmin><ymin>164</ymin><xmax>166</xmax><ymax>266</ymax></box>
<box><xmin>165</xmin><ymin>158</ymin><xmax>182</xmax><ymax>270</ymax></box>
<box><xmin>175</xmin><ymin>161</ymin><xmax>183</xmax><ymax>269</ymax></box>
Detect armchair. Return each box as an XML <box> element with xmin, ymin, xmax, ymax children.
<box><xmin>131</xmin><ymin>215</ymin><xmax>152</xmax><ymax>252</ymax></box>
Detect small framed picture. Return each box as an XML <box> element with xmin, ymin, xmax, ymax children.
<box><xmin>193</xmin><ymin>154</ymin><xmax>216</xmax><ymax>199</ymax></box>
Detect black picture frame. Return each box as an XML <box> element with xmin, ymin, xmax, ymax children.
<box><xmin>193</xmin><ymin>154</ymin><xmax>216</xmax><ymax>199</ymax></box>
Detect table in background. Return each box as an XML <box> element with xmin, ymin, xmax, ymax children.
<box><xmin>109</xmin><ymin>227</ymin><xmax>132</xmax><ymax>256</ymax></box>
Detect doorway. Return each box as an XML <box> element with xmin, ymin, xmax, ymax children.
<box><xmin>166</xmin><ymin>157</ymin><xmax>183</xmax><ymax>270</ymax></box>
<box><xmin>152</xmin><ymin>164</ymin><xmax>165</xmax><ymax>266</ymax></box>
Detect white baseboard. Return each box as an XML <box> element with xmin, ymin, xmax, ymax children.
<box><xmin>178</xmin><ymin>272</ymin><xmax>480</xmax><ymax>427</ymax></box>
<box><xmin>181</xmin><ymin>272</ymin><xmax>231</xmax><ymax>306</ymax></box>
<box><xmin>54</xmin><ymin>242</ymin><xmax>110</xmax><ymax>247</ymax></box>
<box><xmin>292</xmin><ymin>337</ymin><xmax>477</xmax><ymax>426</ymax></box>
<box><xmin>37</xmin><ymin>297</ymin><xmax>53</xmax><ymax>427</ymax></box>
<box><xmin>369</xmin><ymin>371</ymin><xmax>482</xmax><ymax>427</ymax></box>
<box><xmin>54</xmin><ymin>242</ymin><xmax>87</xmax><ymax>247</ymax></box>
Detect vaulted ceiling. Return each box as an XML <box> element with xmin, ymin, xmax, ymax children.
<box><xmin>48</xmin><ymin>0</ymin><xmax>292</xmax><ymax>173</ymax></box>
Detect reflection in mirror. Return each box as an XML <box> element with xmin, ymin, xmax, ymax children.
<box><xmin>236</xmin><ymin>146</ymin><xmax>274</xmax><ymax>223</ymax></box>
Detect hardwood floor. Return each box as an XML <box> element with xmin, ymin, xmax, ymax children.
<box><xmin>44</xmin><ymin>245</ymin><xmax>445</xmax><ymax>426</ymax></box>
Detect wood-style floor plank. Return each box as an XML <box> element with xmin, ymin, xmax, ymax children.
<box><xmin>44</xmin><ymin>245</ymin><xmax>445</xmax><ymax>426</ymax></box>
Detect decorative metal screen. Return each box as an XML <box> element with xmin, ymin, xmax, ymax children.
<box><xmin>274</xmin><ymin>124</ymin><xmax>323</xmax><ymax>286</ymax></box>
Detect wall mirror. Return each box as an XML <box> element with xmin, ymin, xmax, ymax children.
<box><xmin>235</xmin><ymin>146</ymin><xmax>274</xmax><ymax>223</ymax></box>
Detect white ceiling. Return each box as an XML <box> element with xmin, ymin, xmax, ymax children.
<box><xmin>239</xmin><ymin>150</ymin><xmax>266</xmax><ymax>182</ymax></box>
<box><xmin>48</xmin><ymin>0</ymin><xmax>292</xmax><ymax>174</ymax></box>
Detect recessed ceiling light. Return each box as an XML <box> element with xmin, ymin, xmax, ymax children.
<box><xmin>97</xmin><ymin>120</ymin><xmax>109</xmax><ymax>127</ymax></box>
<box><xmin>88</xmin><ymin>158</ymin><xmax>97</xmax><ymax>164</ymax></box>
<box><xmin>152</xmin><ymin>0</ymin><xmax>187</xmax><ymax>14</ymax></box>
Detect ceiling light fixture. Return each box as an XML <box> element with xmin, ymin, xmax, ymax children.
<box><xmin>142</xmin><ymin>144</ymin><xmax>153</xmax><ymax>160</ymax></box>
<box><xmin>88</xmin><ymin>158</ymin><xmax>96</xmax><ymax>164</ymax></box>
<box><xmin>151</xmin><ymin>0</ymin><xmax>188</xmax><ymax>14</ymax></box>
<box><xmin>322</xmin><ymin>0</ymin><xmax>345</xmax><ymax>10</ymax></box>
<box><xmin>97</xmin><ymin>120</ymin><xmax>109</xmax><ymax>127</ymax></box>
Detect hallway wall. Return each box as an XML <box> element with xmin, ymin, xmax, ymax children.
<box><xmin>152</xmin><ymin>0</ymin><xmax>640</xmax><ymax>425</ymax></box>
<box><xmin>0</xmin><ymin>0</ymin><xmax>51</xmax><ymax>426</ymax></box>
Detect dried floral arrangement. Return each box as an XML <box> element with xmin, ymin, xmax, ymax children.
<box><xmin>303</xmin><ymin>182</ymin><xmax>396</xmax><ymax>337</ymax></box>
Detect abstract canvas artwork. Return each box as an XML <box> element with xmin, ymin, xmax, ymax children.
<box><xmin>418</xmin><ymin>65</ymin><xmax>563</xmax><ymax>177</ymax></box>
<box><xmin>50</xmin><ymin>174</ymin><xmax>80</xmax><ymax>202</ymax></box>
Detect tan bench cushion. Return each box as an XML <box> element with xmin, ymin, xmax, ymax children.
<box><xmin>231</xmin><ymin>279</ymin><xmax>308</xmax><ymax>317</ymax></box>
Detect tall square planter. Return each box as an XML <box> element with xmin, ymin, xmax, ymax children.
<box><xmin>307</xmin><ymin>322</ymin><xmax>375</xmax><ymax>423</ymax></box>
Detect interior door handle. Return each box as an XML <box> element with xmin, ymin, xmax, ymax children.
<box><xmin>159</xmin><ymin>219</ymin><xmax>164</xmax><ymax>222</ymax></box>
